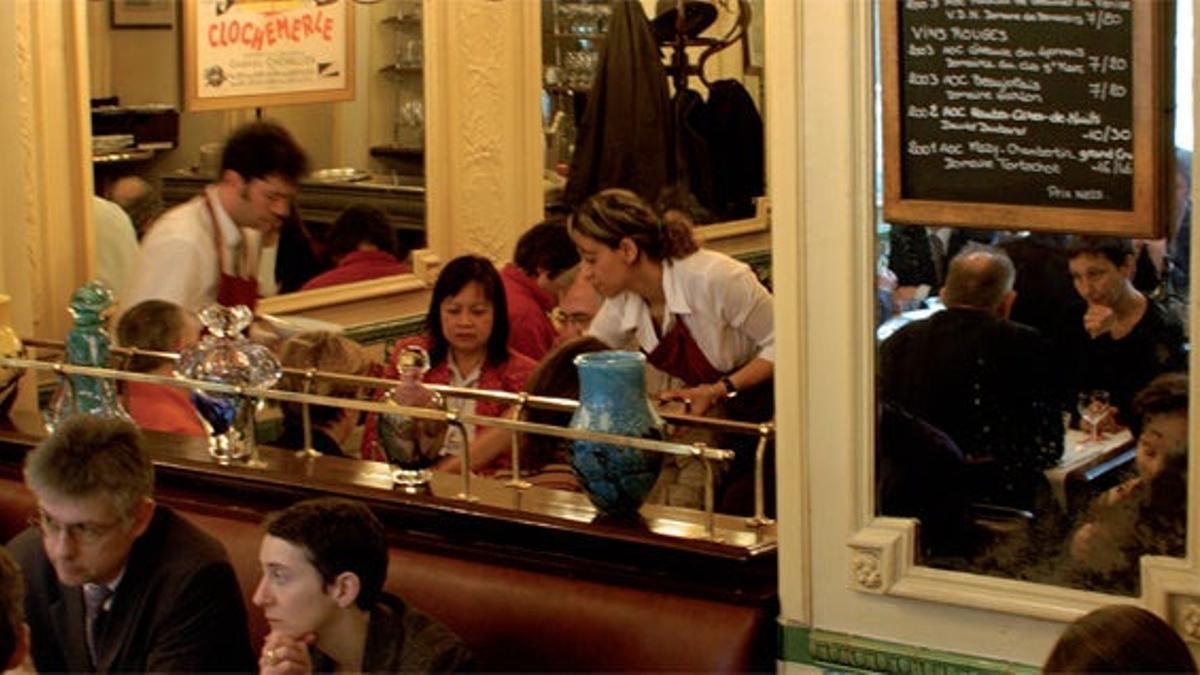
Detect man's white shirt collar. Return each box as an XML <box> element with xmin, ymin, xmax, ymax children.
<box><xmin>204</xmin><ymin>184</ymin><xmax>243</xmax><ymax>249</ymax></box>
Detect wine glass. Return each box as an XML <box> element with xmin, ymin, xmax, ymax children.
<box><xmin>1076</xmin><ymin>390</ymin><xmax>1111</xmax><ymax>442</ymax></box>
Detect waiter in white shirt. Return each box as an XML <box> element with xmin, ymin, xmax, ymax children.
<box><xmin>121</xmin><ymin>121</ymin><xmax>309</xmax><ymax>313</ymax></box>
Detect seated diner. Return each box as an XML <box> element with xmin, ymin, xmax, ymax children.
<box><xmin>361</xmin><ymin>254</ymin><xmax>536</xmax><ymax>472</ymax></box>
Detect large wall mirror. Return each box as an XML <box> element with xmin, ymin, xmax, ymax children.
<box><xmin>72</xmin><ymin>0</ymin><xmax>773</xmax><ymax>520</ymax></box>
<box><xmin>869</xmin><ymin>0</ymin><xmax>1193</xmax><ymax>603</ymax></box>
<box><xmin>85</xmin><ymin>0</ymin><xmax>430</xmax><ymax>317</ymax></box>
<box><xmin>84</xmin><ymin>0</ymin><xmax>770</xmax><ymax>325</ymax></box>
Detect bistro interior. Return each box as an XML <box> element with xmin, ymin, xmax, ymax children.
<box><xmin>0</xmin><ymin>0</ymin><xmax>1199</xmax><ymax>671</ymax></box>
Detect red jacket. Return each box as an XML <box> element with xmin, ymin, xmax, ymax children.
<box><xmin>300</xmin><ymin>250</ymin><xmax>411</xmax><ymax>291</ymax></box>
<box><xmin>501</xmin><ymin>264</ymin><xmax>558</xmax><ymax>361</ymax></box>
<box><xmin>125</xmin><ymin>381</ymin><xmax>206</xmax><ymax>437</ymax></box>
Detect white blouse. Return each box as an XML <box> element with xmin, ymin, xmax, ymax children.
<box><xmin>587</xmin><ymin>249</ymin><xmax>774</xmax><ymax>376</ymax></box>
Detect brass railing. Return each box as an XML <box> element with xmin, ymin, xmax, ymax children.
<box><xmin>8</xmin><ymin>337</ymin><xmax>776</xmax><ymax>535</ymax></box>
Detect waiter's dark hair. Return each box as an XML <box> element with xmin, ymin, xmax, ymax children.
<box><xmin>426</xmin><ymin>255</ymin><xmax>510</xmax><ymax>367</ymax></box>
<box><xmin>220</xmin><ymin>120</ymin><xmax>310</xmax><ymax>184</ymax></box>
<box><xmin>569</xmin><ymin>188</ymin><xmax>698</xmax><ymax>261</ymax></box>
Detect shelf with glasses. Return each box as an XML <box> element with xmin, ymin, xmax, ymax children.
<box><xmin>379</xmin><ymin>63</ymin><xmax>424</xmax><ymax>76</ymax></box>
<box><xmin>381</xmin><ymin>15</ymin><xmax>421</xmax><ymax>28</ymax></box>
<box><xmin>544</xmin><ymin>83</ymin><xmax>592</xmax><ymax>94</ymax></box>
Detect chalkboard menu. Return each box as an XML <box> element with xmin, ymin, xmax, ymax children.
<box><xmin>881</xmin><ymin>0</ymin><xmax>1171</xmax><ymax>236</ymax></box>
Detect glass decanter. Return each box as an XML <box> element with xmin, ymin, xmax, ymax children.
<box><xmin>44</xmin><ymin>281</ymin><xmax>132</xmax><ymax>431</ymax></box>
<box><xmin>176</xmin><ymin>305</ymin><xmax>281</xmax><ymax>463</ymax></box>
<box><xmin>378</xmin><ymin>345</ymin><xmax>447</xmax><ymax>490</ymax></box>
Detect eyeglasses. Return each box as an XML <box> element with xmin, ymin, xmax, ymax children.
<box><xmin>551</xmin><ymin>308</ymin><xmax>595</xmax><ymax>327</ymax></box>
<box><xmin>562</xmin><ymin>312</ymin><xmax>594</xmax><ymax>326</ymax></box>
<box><xmin>29</xmin><ymin>510</ymin><xmax>124</xmax><ymax>545</ymax></box>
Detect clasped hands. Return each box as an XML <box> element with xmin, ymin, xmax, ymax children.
<box><xmin>259</xmin><ymin>631</ymin><xmax>315</xmax><ymax>675</ymax></box>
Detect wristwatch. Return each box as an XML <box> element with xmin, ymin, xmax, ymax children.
<box><xmin>720</xmin><ymin>376</ymin><xmax>738</xmax><ymax>399</ymax></box>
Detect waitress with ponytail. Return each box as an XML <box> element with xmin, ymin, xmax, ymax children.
<box><xmin>568</xmin><ymin>188</ymin><xmax>774</xmax><ymax>420</ymax></box>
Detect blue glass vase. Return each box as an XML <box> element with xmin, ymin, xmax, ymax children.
<box><xmin>45</xmin><ymin>281</ymin><xmax>132</xmax><ymax>431</ymax></box>
<box><xmin>569</xmin><ymin>351</ymin><xmax>664</xmax><ymax>519</ymax></box>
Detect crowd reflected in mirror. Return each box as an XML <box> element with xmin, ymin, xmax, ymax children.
<box><xmin>874</xmin><ymin>156</ymin><xmax>1191</xmax><ymax>594</ymax></box>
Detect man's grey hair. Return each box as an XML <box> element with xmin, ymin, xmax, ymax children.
<box><xmin>941</xmin><ymin>244</ymin><xmax>1015</xmax><ymax>312</ymax></box>
<box><xmin>24</xmin><ymin>415</ymin><xmax>153</xmax><ymax>516</ymax></box>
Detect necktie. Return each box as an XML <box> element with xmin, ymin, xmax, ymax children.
<box><xmin>84</xmin><ymin>583</ymin><xmax>113</xmax><ymax>668</ymax></box>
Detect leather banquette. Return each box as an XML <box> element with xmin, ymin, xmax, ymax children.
<box><xmin>0</xmin><ymin>475</ymin><xmax>774</xmax><ymax>671</ymax></box>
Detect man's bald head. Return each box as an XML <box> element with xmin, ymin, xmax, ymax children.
<box><xmin>940</xmin><ymin>245</ymin><xmax>1016</xmax><ymax>315</ymax></box>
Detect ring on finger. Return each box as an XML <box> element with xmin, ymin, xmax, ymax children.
<box><xmin>265</xmin><ymin>648</ymin><xmax>279</xmax><ymax>666</ymax></box>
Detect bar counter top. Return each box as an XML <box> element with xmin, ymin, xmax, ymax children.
<box><xmin>0</xmin><ymin>410</ymin><xmax>777</xmax><ymax>606</ymax></box>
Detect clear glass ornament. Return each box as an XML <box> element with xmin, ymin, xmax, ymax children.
<box><xmin>378</xmin><ymin>345</ymin><xmax>447</xmax><ymax>490</ymax></box>
<box><xmin>177</xmin><ymin>305</ymin><xmax>281</xmax><ymax>463</ymax></box>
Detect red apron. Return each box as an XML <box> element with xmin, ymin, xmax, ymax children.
<box><xmin>646</xmin><ymin>316</ymin><xmax>773</xmax><ymax>424</ymax></box>
<box><xmin>644</xmin><ymin>316</ymin><xmax>722</xmax><ymax>387</ymax></box>
<box><xmin>204</xmin><ymin>198</ymin><xmax>259</xmax><ymax>310</ymax></box>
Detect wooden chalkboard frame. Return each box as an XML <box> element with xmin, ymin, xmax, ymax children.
<box><xmin>881</xmin><ymin>0</ymin><xmax>1171</xmax><ymax>237</ymax></box>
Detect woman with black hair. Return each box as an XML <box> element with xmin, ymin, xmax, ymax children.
<box><xmin>361</xmin><ymin>255</ymin><xmax>536</xmax><ymax>469</ymax></box>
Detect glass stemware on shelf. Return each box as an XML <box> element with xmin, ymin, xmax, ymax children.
<box><xmin>1076</xmin><ymin>389</ymin><xmax>1112</xmax><ymax>443</ymax></box>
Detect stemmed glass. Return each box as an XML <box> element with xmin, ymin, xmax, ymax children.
<box><xmin>1076</xmin><ymin>390</ymin><xmax>1112</xmax><ymax>443</ymax></box>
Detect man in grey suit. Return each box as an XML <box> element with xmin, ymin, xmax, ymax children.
<box><xmin>6</xmin><ymin>414</ymin><xmax>255</xmax><ymax>673</ymax></box>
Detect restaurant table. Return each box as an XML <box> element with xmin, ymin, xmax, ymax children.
<box><xmin>1044</xmin><ymin>428</ymin><xmax>1136</xmax><ymax>511</ymax></box>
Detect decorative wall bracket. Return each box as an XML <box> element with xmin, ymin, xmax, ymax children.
<box><xmin>846</xmin><ymin>517</ymin><xmax>913</xmax><ymax>593</ymax></box>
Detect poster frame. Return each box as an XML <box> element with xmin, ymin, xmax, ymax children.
<box><xmin>182</xmin><ymin>0</ymin><xmax>356</xmax><ymax>112</ymax></box>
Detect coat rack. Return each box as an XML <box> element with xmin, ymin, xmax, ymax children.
<box><xmin>663</xmin><ymin>0</ymin><xmax>752</xmax><ymax>92</ymax></box>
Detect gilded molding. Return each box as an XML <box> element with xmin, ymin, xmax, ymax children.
<box><xmin>456</xmin><ymin>2</ymin><xmax>506</xmax><ymax>261</ymax></box>
<box><xmin>14</xmin><ymin>0</ymin><xmax>44</xmax><ymax>336</ymax></box>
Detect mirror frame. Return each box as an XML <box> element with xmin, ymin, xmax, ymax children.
<box><xmin>843</xmin><ymin>0</ymin><xmax>1200</xmax><ymax>627</ymax></box>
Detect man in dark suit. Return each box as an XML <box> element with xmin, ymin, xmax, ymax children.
<box><xmin>0</xmin><ymin>547</ymin><xmax>29</xmax><ymax>671</ymax></box>
<box><xmin>879</xmin><ymin>246</ymin><xmax>1063</xmax><ymax>512</ymax></box>
<box><xmin>5</xmin><ymin>415</ymin><xmax>255</xmax><ymax>673</ymax></box>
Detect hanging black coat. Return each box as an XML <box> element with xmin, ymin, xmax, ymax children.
<box><xmin>563</xmin><ymin>0</ymin><xmax>674</xmax><ymax>207</ymax></box>
<box><xmin>704</xmin><ymin>79</ymin><xmax>764</xmax><ymax>220</ymax></box>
